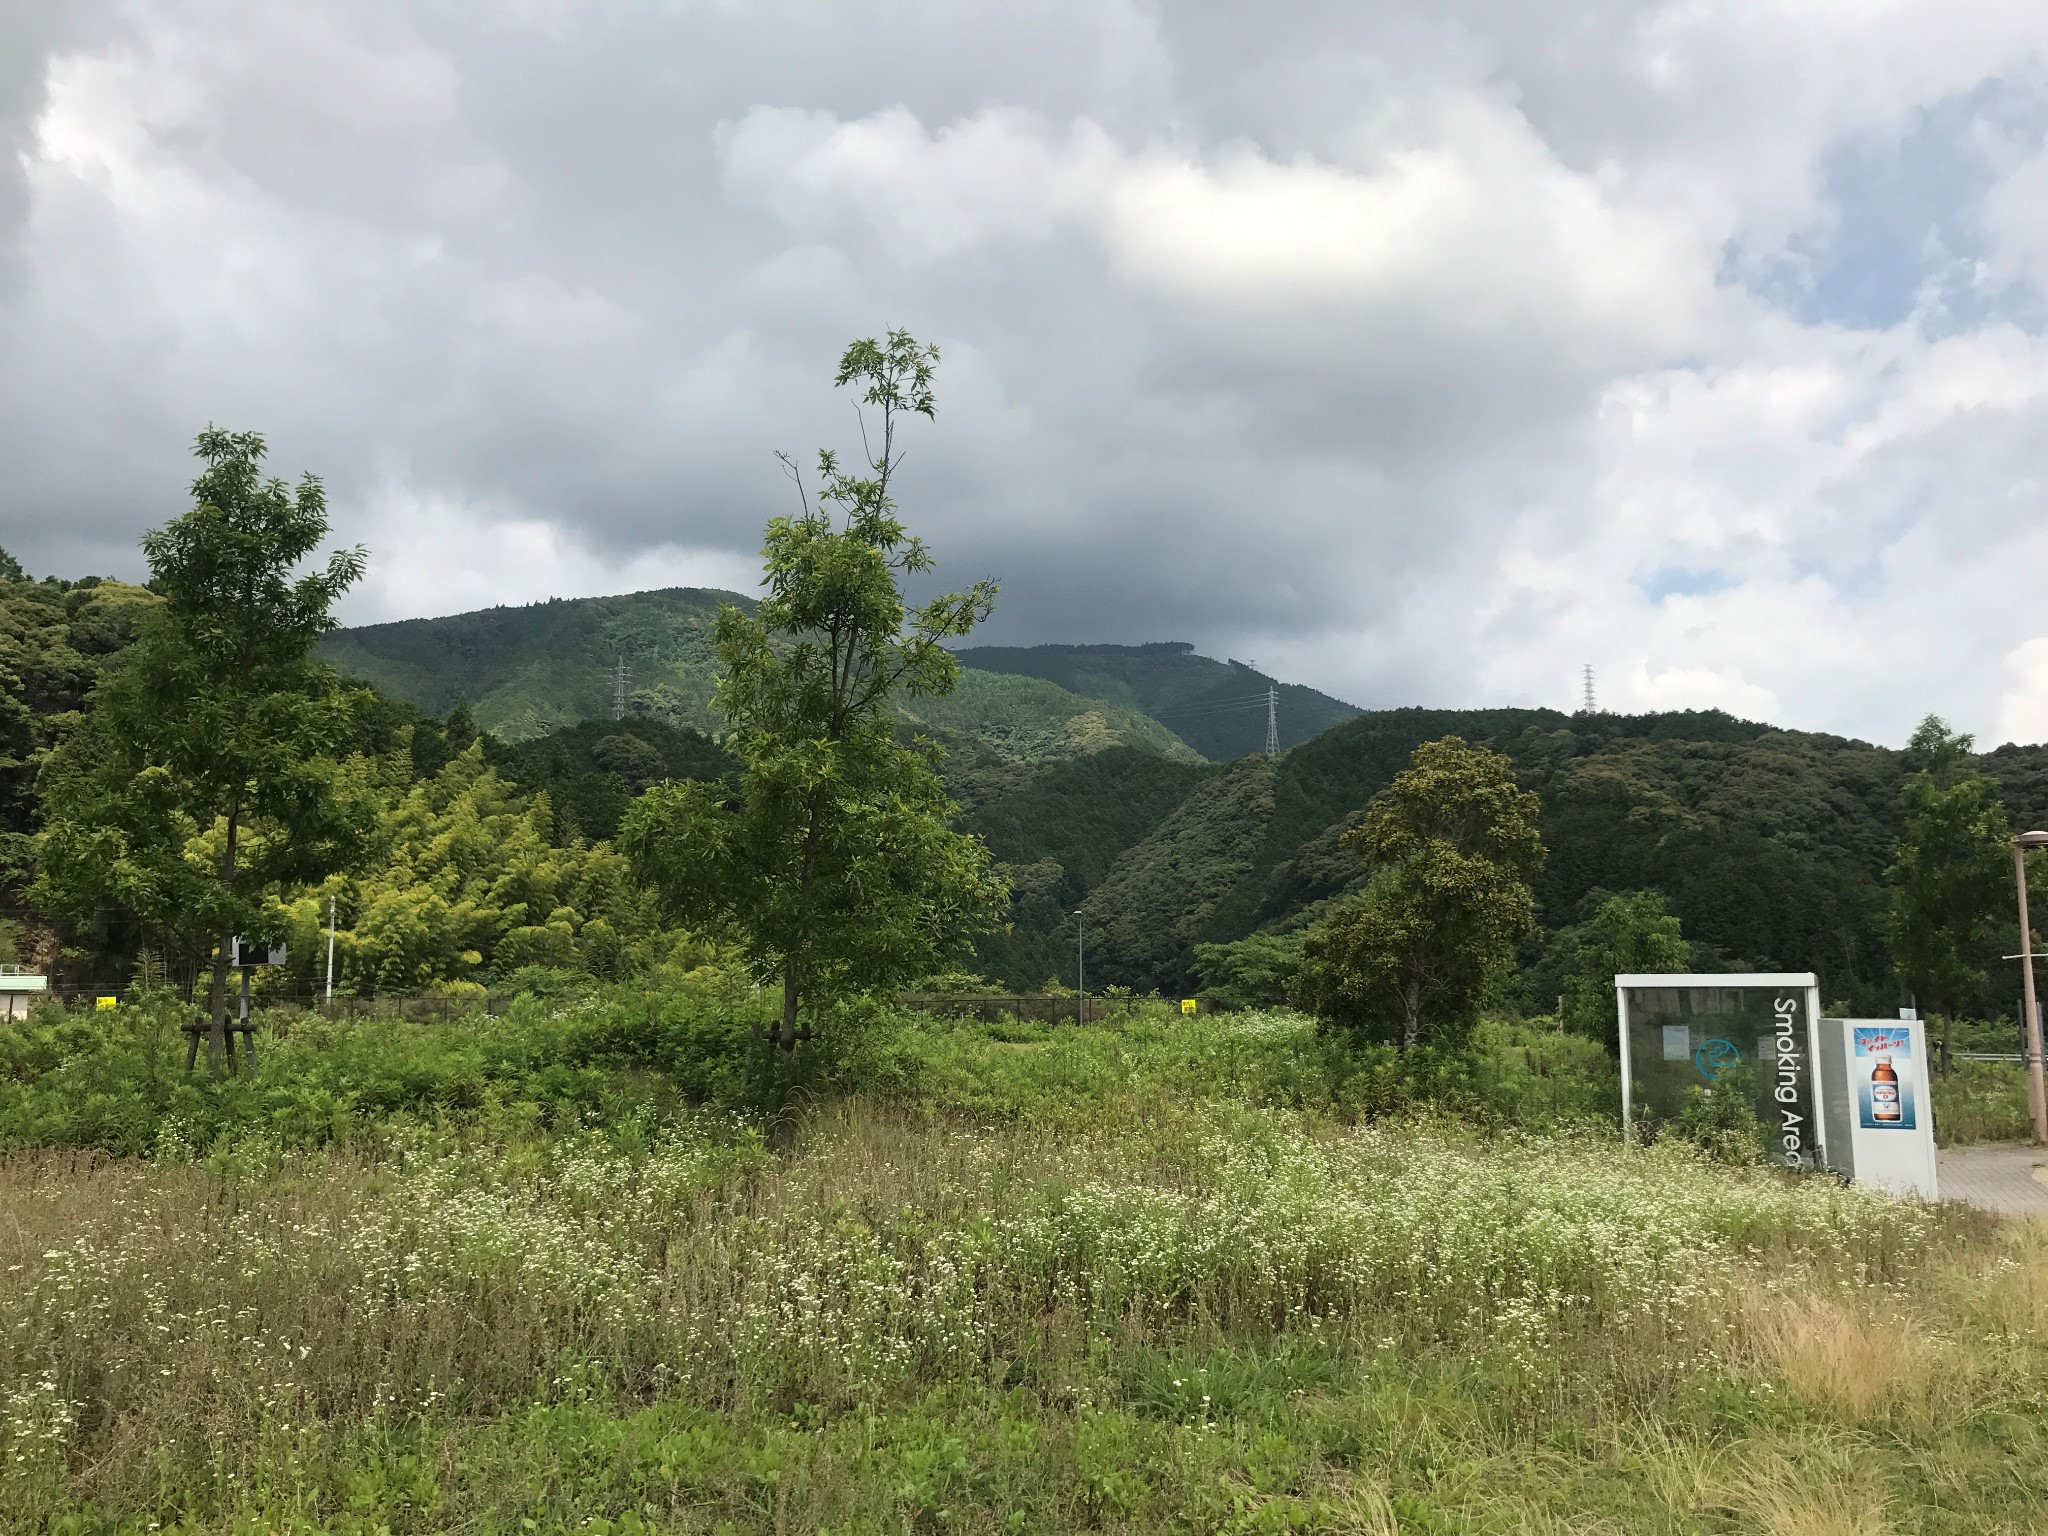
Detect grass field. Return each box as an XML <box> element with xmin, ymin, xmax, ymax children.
<box><xmin>2</xmin><ymin>1000</ymin><xmax>2044</xmax><ymax>1533</ymax></box>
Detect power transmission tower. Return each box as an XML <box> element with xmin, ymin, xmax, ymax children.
<box><xmin>1264</xmin><ymin>685</ymin><xmax>1279</xmax><ymax>756</ymax></box>
<box><xmin>1580</xmin><ymin>664</ymin><xmax>1596</xmax><ymax>715</ymax></box>
<box><xmin>613</xmin><ymin>655</ymin><xmax>629</xmax><ymax>721</ymax></box>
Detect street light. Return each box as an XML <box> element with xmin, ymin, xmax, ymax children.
<box><xmin>2011</xmin><ymin>832</ymin><xmax>2048</xmax><ymax>1144</ymax></box>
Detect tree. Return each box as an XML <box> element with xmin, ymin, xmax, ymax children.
<box><xmin>1885</xmin><ymin>714</ymin><xmax>2010</xmax><ymax>1074</ymax></box>
<box><xmin>1553</xmin><ymin>890</ymin><xmax>1693</xmax><ymax>1051</ymax></box>
<box><xmin>620</xmin><ymin>332</ymin><xmax>1009</xmax><ymax>1052</ymax></box>
<box><xmin>1192</xmin><ymin>930</ymin><xmax>1306</xmax><ymax>1010</ymax></box>
<box><xmin>32</xmin><ymin>430</ymin><xmax>373</xmax><ymax>1070</ymax></box>
<box><xmin>272</xmin><ymin>742</ymin><xmax>664</xmax><ymax>997</ymax></box>
<box><xmin>1290</xmin><ymin>736</ymin><xmax>1543</xmax><ymax>1050</ymax></box>
<box><xmin>0</xmin><ymin>575</ymin><xmax>158</xmax><ymax>896</ymax></box>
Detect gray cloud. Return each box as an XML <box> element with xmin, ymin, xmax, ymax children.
<box><xmin>4</xmin><ymin>2</ymin><xmax>2048</xmax><ymax>744</ymax></box>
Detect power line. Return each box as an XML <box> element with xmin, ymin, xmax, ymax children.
<box><xmin>1146</xmin><ymin>693</ymin><xmax>1275</xmax><ymax>720</ymax></box>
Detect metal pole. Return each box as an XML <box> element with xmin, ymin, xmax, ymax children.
<box><xmin>2017</xmin><ymin>842</ymin><xmax>2048</xmax><ymax>1144</ymax></box>
<box><xmin>325</xmin><ymin>894</ymin><xmax>336</xmax><ymax>1005</ymax></box>
<box><xmin>1074</xmin><ymin>911</ymin><xmax>1084</xmax><ymax>1028</ymax></box>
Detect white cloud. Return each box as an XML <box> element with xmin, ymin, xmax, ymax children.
<box><xmin>1631</xmin><ymin>662</ymin><xmax>1782</xmax><ymax>720</ymax></box>
<box><xmin>5</xmin><ymin>0</ymin><xmax>2048</xmax><ymax>747</ymax></box>
<box><xmin>348</xmin><ymin>486</ymin><xmax>758</xmax><ymax>625</ymax></box>
<box><xmin>719</xmin><ymin>94</ymin><xmax>1720</xmax><ymax>384</ymax></box>
<box><xmin>2000</xmin><ymin>638</ymin><xmax>2048</xmax><ymax>747</ymax></box>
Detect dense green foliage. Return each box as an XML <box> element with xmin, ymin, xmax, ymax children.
<box><xmin>1293</xmin><ymin>738</ymin><xmax>1544</xmax><ymax>1049</ymax></box>
<box><xmin>297</xmin><ymin>589</ymin><xmax>2048</xmax><ymax>1020</ymax></box>
<box><xmin>982</xmin><ymin>705</ymin><xmax>2048</xmax><ymax>1012</ymax></box>
<box><xmin>317</xmin><ymin>586</ymin><xmax>740</xmax><ymax>741</ymax></box>
<box><xmin>6</xmin><ymin>992</ymin><xmax>2041</xmax><ymax>1533</ymax></box>
<box><xmin>1531</xmin><ymin>889</ymin><xmax>1695</xmax><ymax>1050</ymax></box>
<box><xmin>31</xmin><ymin>432</ymin><xmax>374</xmax><ymax>1059</ymax></box>
<box><xmin>899</xmin><ymin>665</ymin><xmax>1200</xmax><ymax>764</ymax></box>
<box><xmin>955</xmin><ymin>639</ymin><xmax>1360</xmax><ymax>758</ymax></box>
<box><xmin>20</xmin><ymin>525</ymin><xmax>2048</xmax><ymax>1029</ymax></box>
<box><xmin>622</xmin><ymin>332</ymin><xmax>1008</xmax><ymax>1050</ymax></box>
<box><xmin>1078</xmin><ymin>757</ymin><xmax>1279</xmax><ymax>994</ymax></box>
<box><xmin>483</xmin><ymin>716</ymin><xmax>735</xmax><ymax>844</ymax></box>
<box><xmin>272</xmin><ymin>743</ymin><xmax>681</xmax><ymax>997</ymax></box>
<box><xmin>1886</xmin><ymin>715</ymin><xmax>2014</xmax><ymax>1066</ymax></box>
<box><xmin>1191</xmin><ymin>930</ymin><xmax>1307</xmax><ymax>1010</ymax></box>
<box><xmin>964</xmin><ymin>747</ymin><xmax>1215</xmax><ymax>985</ymax></box>
<box><xmin>0</xmin><ymin>566</ymin><xmax>157</xmax><ymax>901</ymax></box>
<box><xmin>0</xmin><ymin>989</ymin><xmax>1617</xmax><ymax>1158</ymax></box>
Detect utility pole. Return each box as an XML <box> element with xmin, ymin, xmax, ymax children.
<box><xmin>613</xmin><ymin>655</ymin><xmax>629</xmax><ymax>721</ymax></box>
<box><xmin>1074</xmin><ymin>910</ymin><xmax>1085</xmax><ymax>1028</ymax></box>
<box><xmin>1264</xmin><ymin>685</ymin><xmax>1279</xmax><ymax>757</ymax></box>
<box><xmin>1580</xmin><ymin>664</ymin><xmax>1596</xmax><ymax>715</ymax></box>
<box><xmin>325</xmin><ymin>894</ymin><xmax>336</xmax><ymax>1004</ymax></box>
<box><xmin>2012</xmin><ymin>831</ymin><xmax>2048</xmax><ymax>1143</ymax></box>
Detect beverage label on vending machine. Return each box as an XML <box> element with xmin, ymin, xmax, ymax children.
<box><xmin>1851</xmin><ymin>1025</ymin><xmax>1917</xmax><ymax>1131</ymax></box>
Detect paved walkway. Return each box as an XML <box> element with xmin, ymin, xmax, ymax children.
<box><xmin>1938</xmin><ymin>1143</ymin><xmax>2048</xmax><ymax>1219</ymax></box>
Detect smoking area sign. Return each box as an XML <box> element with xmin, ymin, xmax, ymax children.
<box><xmin>1616</xmin><ymin>973</ymin><xmax>1826</xmax><ymax>1171</ymax></box>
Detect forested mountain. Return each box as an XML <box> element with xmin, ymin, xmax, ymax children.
<box><xmin>971</xmin><ymin>705</ymin><xmax>2048</xmax><ymax>1014</ymax></box>
<box><xmin>320</xmin><ymin>588</ymin><xmax>1203</xmax><ymax>763</ymax></box>
<box><xmin>17</xmin><ymin>554</ymin><xmax>2048</xmax><ymax>1012</ymax></box>
<box><xmin>954</xmin><ymin>641</ymin><xmax>1360</xmax><ymax>758</ymax></box>
<box><xmin>317</xmin><ymin>588</ymin><xmax>737</xmax><ymax>740</ymax></box>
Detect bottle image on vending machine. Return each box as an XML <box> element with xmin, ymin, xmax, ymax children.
<box><xmin>1870</xmin><ymin>1055</ymin><xmax>1901</xmax><ymax>1123</ymax></box>
<box><xmin>1851</xmin><ymin>1026</ymin><xmax>1917</xmax><ymax>1131</ymax></box>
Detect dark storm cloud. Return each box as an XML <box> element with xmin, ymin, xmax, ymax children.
<box><xmin>4</xmin><ymin>1</ymin><xmax>2048</xmax><ymax>741</ymax></box>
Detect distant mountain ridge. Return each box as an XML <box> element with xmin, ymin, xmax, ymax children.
<box><xmin>953</xmin><ymin>641</ymin><xmax>1360</xmax><ymax>759</ymax></box>
<box><xmin>320</xmin><ymin>588</ymin><xmax>1351</xmax><ymax>766</ymax></box>
<box><xmin>321</xmin><ymin>587</ymin><xmax>1244</xmax><ymax>765</ymax></box>
<box><xmin>320</xmin><ymin>588</ymin><xmax>739</xmax><ymax>741</ymax></box>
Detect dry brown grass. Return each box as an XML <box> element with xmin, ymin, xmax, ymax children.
<box><xmin>1954</xmin><ymin>1221</ymin><xmax>2048</xmax><ymax>1340</ymax></box>
<box><xmin>1722</xmin><ymin>1451</ymin><xmax>1892</xmax><ymax>1536</ymax></box>
<box><xmin>1734</xmin><ymin>1287</ymin><xmax>1965</xmax><ymax>1422</ymax></box>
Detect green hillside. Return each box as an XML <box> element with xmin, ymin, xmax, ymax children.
<box><xmin>901</xmin><ymin>668</ymin><xmax>1200</xmax><ymax>765</ymax></box>
<box><xmin>322</xmin><ymin>590</ymin><xmax>1206</xmax><ymax>766</ymax></box>
<box><xmin>964</xmin><ymin>748</ymin><xmax>1219</xmax><ymax>984</ymax></box>
<box><xmin>975</xmin><ymin>705</ymin><xmax>2048</xmax><ymax>1009</ymax></box>
<box><xmin>954</xmin><ymin>641</ymin><xmax>1359</xmax><ymax>758</ymax></box>
<box><xmin>318</xmin><ymin>588</ymin><xmax>739</xmax><ymax>740</ymax></box>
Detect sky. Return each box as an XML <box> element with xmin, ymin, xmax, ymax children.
<box><xmin>4</xmin><ymin>2</ymin><xmax>2048</xmax><ymax>747</ymax></box>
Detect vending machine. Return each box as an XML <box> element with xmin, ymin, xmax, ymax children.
<box><xmin>1817</xmin><ymin>1018</ymin><xmax>1939</xmax><ymax>1201</ymax></box>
